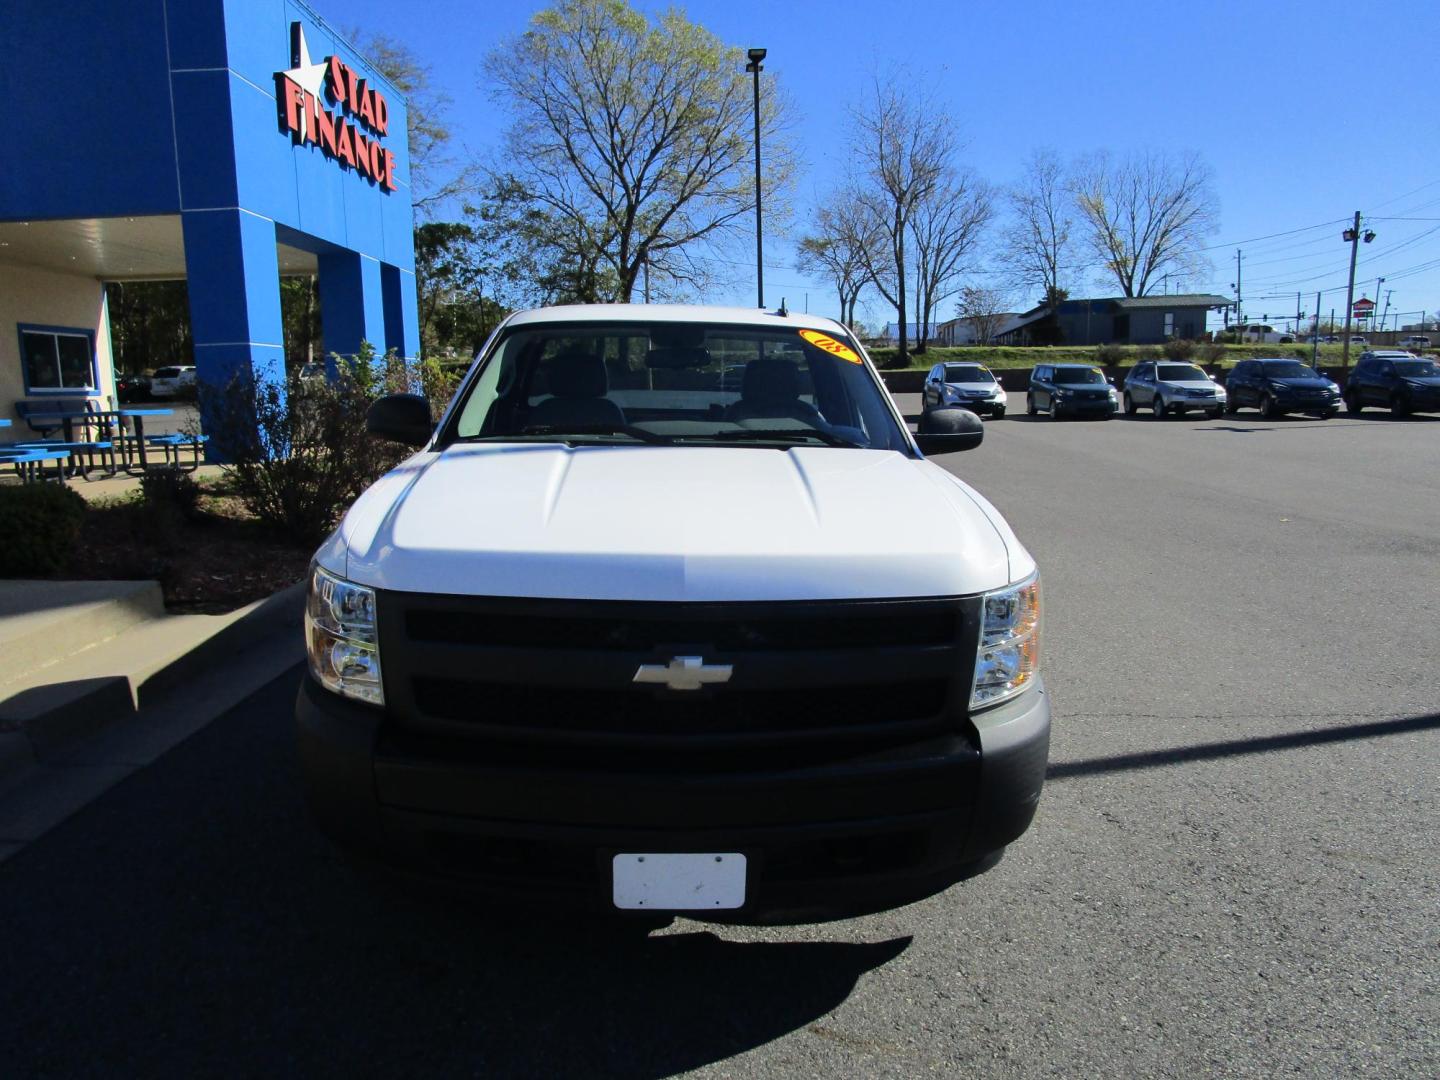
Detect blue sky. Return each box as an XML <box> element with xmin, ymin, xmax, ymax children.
<box><xmin>332</xmin><ymin>0</ymin><xmax>1440</xmax><ymax>329</ymax></box>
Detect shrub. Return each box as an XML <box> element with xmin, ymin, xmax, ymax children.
<box><xmin>1162</xmin><ymin>338</ymin><xmax>1197</xmax><ymax>361</ymax></box>
<box><xmin>138</xmin><ymin>469</ymin><xmax>201</xmax><ymax>518</ymax></box>
<box><xmin>203</xmin><ymin>348</ymin><xmax>409</xmax><ymax>546</ymax></box>
<box><xmin>418</xmin><ymin>356</ymin><xmax>465</xmax><ymax>419</ymax></box>
<box><xmin>1093</xmin><ymin>343</ymin><xmax>1125</xmax><ymax>366</ymax></box>
<box><xmin>0</xmin><ymin>483</ymin><xmax>88</xmax><ymax>576</ymax></box>
<box><xmin>1199</xmin><ymin>342</ymin><xmax>1227</xmax><ymax>364</ymax></box>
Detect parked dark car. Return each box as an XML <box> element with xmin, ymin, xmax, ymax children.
<box><xmin>1026</xmin><ymin>364</ymin><xmax>1116</xmax><ymax>419</ymax></box>
<box><xmin>1225</xmin><ymin>359</ymin><xmax>1341</xmax><ymax>419</ymax></box>
<box><xmin>1345</xmin><ymin>351</ymin><xmax>1440</xmax><ymax>417</ymax></box>
<box><xmin>116</xmin><ymin>372</ymin><xmax>150</xmax><ymax>403</ymax></box>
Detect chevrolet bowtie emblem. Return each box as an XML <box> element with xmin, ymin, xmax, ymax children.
<box><xmin>632</xmin><ymin>656</ymin><xmax>733</xmax><ymax>692</ymax></box>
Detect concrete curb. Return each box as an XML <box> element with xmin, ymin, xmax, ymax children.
<box><xmin>0</xmin><ymin>580</ymin><xmax>306</xmax><ymax>792</ymax></box>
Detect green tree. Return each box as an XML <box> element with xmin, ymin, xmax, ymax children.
<box><xmin>483</xmin><ymin>0</ymin><xmax>793</xmax><ymax>302</ymax></box>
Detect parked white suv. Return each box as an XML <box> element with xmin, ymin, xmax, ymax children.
<box><xmin>148</xmin><ymin>365</ymin><xmax>197</xmax><ymax>398</ymax></box>
<box><xmin>297</xmin><ymin>305</ymin><xmax>1049</xmax><ymax>919</ymax></box>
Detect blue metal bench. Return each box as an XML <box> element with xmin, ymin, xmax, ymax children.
<box><xmin>144</xmin><ymin>432</ymin><xmax>208</xmax><ymax>470</ymax></box>
<box><xmin>8</xmin><ymin>439</ymin><xmax>117</xmax><ymax>478</ymax></box>
<box><xmin>0</xmin><ymin>446</ymin><xmax>72</xmax><ymax>483</ymax></box>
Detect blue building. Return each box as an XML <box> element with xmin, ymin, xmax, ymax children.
<box><xmin>0</xmin><ymin>0</ymin><xmax>419</xmax><ymax>433</ymax></box>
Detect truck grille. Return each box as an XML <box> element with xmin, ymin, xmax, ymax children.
<box><xmin>377</xmin><ymin>592</ymin><xmax>979</xmax><ymax>755</ymax></box>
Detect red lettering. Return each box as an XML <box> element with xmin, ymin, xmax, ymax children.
<box><xmin>353</xmin><ymin>130</ymin><xmax>373</xmax><ymax>179</ymax></box>
<box><xmin>313</xmin><ymin>105</ymin><xmax>337</xmax><ymax>155</ymax></box>
<box><xmin>326</xmin><ymin>56</ymin><xmax>347</xmax><ymax>106</ymax></box>
<box><xmin>345</xmin><ymin>66</ymin><xmax>362</xmax><ymax>118</ymax></box>
<box><xmin>357</xmin><ymin>82</ymin><xmax>375</xmax><ymax>129</ymax></box>
<box><xmin>277</xmin><ymin>75</ymin><xmax>305</xmax><ymax>136</ymax></box>
<box><xmin>335</xmin><ymin>120</ymin><xmax>356</xmax><ymax>167</ymax></box>
<box><xmin>373</xmin><ymin>93</ymin><xmax>389</xmax><ymax>136</ymax></box>
<box><xmin>381</xmin><ymin>149</ymin><xmax>396</xmax><ymax>191</ymax></box>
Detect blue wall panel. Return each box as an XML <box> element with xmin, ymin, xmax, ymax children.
<box><xmin>0</xmin><ymin>0</ymin><xmax>179</xmax><ymax>219</ymax></box>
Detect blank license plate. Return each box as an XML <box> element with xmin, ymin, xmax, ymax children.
<box><xmin>612</xmin><ymin>853</ymin><xmax>747</xmax><ymax>910</ymax></box>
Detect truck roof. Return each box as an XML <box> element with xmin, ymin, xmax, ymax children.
<box><xmin>504</xmin><ymin>304</ymin><xmax>849</xmax><ymax>335</ymax></box>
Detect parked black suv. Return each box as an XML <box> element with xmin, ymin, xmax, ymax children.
<box><xmin>1345</xmin><ymin>351</ymin><xmax>1440</xmax><ymax>417</ymax></box>
<box><xmin>1225</xmin><ymin>359</ymin><xmax>1341</xmax><ymax>418</ymax></box>
<box><xmin>1026</xmin><ymin>364</ymin><xmax>1115</xmax><ymax>419</ymax></box>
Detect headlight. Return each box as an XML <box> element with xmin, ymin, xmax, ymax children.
<box><xmin>305</xmin><ymin>563</ymin><xmax>384</xmax><ymax>704</ymax></box>
<box><xmin>971</xmin><ymin>573</ymin><xmax>1041</xmax><ymax>708</ymax></box>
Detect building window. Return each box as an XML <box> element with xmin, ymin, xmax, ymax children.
<box><xmin>1163</xmin><ymin>312</ymin><xmax>1175</xmax><ymax>339</ymax></box>
<box><xmin>19</xmin><ymin>327</ymin><xmax>97</xmax><ymax>394</ymax></box>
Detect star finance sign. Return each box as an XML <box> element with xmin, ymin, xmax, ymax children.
<box><xmin>274</xmin><ymin>23</ymin><xmax>397</xmax><ymax>193</ymax></box>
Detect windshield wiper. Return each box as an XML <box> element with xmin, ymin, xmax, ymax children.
<box><xmin>455</xmin><ymin>425</ymin><xmax>675</xmax><ymax>445</ymax></box>
<box><xmin>694</xmin><ymin>428</ymin><xmax>861</xmax><ymax>448</ymax></box>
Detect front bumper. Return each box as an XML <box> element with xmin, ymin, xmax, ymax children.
<box><xmin>296</xmin><ymin>675</ymin><xmax>1051</xmax><ymax>918</ymax></box>
<box><xmin>1274</xmin><ymin>393</ymin><xmax>1341</xmax><ymax>413</ymax></box>
<box><xmin>946</xmin><ymin>396</ymin><xmax>1007</xmax><ymax>415</ymax></box>
<box><xmin>1166</xmin><ymin>397</ymin><xmax>1224</xmax><ymax>412</ymax></box>
<box><xmin>1053</xmin><ymin>397</ymin><xmax>1115</xmax><ymax>416</ymax></box>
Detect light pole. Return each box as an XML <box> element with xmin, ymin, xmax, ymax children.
<box><xmin>1340</xmin><ymin>211</ymin><xmax>1375</xmax><ymax>375</ymax></box>
<box><xmin>745</xmin><ymin>47</ymin><xmax>766</xmax><ymax>309</ymax></box>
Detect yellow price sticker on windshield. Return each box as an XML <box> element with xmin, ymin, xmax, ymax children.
<box><xmin>798</xmin><ymin>329</ymin><xmax>862</xmax><ymax>364</ymax></box>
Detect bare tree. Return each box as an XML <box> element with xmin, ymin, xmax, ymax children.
<box><xmin>796</xmin><ymin>196</ymin><xmax>880</xmax><ymax>326</ymax></box>
<box><xmin>910</xmin><ymin>171</ymin><xmax>994</xmax><ymax>353</ymax></box>
<box><xmin>956</xmin><ymin>286</ymin><xmax>1013</xmax><ymax>345</ymax></box>
<box><xmin>847</xmin><ymin>82</ymin><xmax>953</xmax><ymax>363</ymax></box>
<box><xmin>1070</xmin><ymin>150</ymin><xmax>1218</xmax><ymax>297</ymax></box>
<box><xmin>1000</xmin><ymin>148</ymin><xmax>1074</xmax><ymax>303</ymax></box>
<box><xmin>357</xmin><ymin>33</ymin><xmax>475</xmax><ymax>217</ymax></box>
<box><xmin>483</xmin><ymin>0</ymin><xmax>793</xmax><ymax>302</ymax></box>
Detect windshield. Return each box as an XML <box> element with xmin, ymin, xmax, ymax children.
<box><xmin>1395</xmin><ymin>359</ymin><xmax>1439</xmax><ymax>377</ymax></box>
<box><xmin>1157</xmin><ymin>365</ymin><xmax>1208</xmax><ymax>382</ymax></box>
<box><xmin>943</xmin><ymin>365</ymin><xmax>993</xmax><ymax>383</ymax></box>
<box><xmin>1261</xmin><ymin>361</ymin><xmax>1320</xmax><ymax>379</ymax></box>
<box><xmin>443</xmin><ymin>321</ymin><xmax>908</xmax><ymax>451</ymax></box>
<box><xmin>1052</xmin><ymin>368</ymin><xmax>1105</xmax><ymax>385</ymax></box>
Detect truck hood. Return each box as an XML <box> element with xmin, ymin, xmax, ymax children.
<box><xmin>325</xmin><ymin>444</ymin><xmax>1022</xmax><ymax>602</ymax></box>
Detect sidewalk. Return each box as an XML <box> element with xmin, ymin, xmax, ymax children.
<box><xmin>0</xmin><ymin>577</ymin><xmax>305</xmax><ymax>852</ymax></box>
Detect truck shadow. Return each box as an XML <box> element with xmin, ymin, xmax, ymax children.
<box><xmin>0</xmin><ymin>668</ymin><xmax>912</xmax><ymax>1078</ymax></box>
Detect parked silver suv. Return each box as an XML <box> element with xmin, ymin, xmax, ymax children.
<box><xmin>1123</xmin><ymin>361</ymin><xmax>1225</xmax><ymax>419</ymax></box>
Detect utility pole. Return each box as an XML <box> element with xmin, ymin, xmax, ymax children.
<box><xmin>1312</xmin><ymin>290</ymin><xmax>1321</xmax><ymax>368</ymax></box>
<box><xmin>1295</xmin><ymin>292</ymin><xmax>1302</xmax><ymax>338</ymax></box>
<box><xmin>1234</xmin><ymin>249</ymin><xmax>1243</xmax><ymax>339</ymax></box>
<box><xmin>1341</xmin><ymin>211</ymin><xmax>1363</xmax><ymax>374</ymax></box>
<box><xmin>1380</xmin><ymin>289</ymin><xmax>1393</xmax><ymax>333</ymax></box>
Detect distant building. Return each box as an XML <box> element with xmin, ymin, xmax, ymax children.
<box><xmin>995</xmin><ymin>294</ymin><xmax>1233</xmax><ymax>346</ymax></box>
<box><xmin>934</xmin><ymin>314</ymin><xmax>1025</xmax><ymax>346</ymax></box>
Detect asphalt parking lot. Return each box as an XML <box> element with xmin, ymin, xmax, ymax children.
<box><xmin>1</xmin><ymin>394</ymin><xmax>1436</xmax><ymax>1077</ymax></box>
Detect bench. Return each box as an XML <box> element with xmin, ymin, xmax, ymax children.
<box><xmin>7</xmin><ymin>439</ymin><xmax>117</xmax><ymax>478</ymax></box>
<box><xmin>0</xmin><ymin>447</ymin><xmax>72</xmax><ymax>483</ymax></box>
<box><xmin>145</xmin><ymin>433</ymin><xmax>208</xmax><ymax>470</ymax></box>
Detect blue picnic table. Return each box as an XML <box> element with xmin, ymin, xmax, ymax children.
<box><xmin>23</xmin><ymin>407</ymin><xmax>176</xmax><ymax>474</ymax></box>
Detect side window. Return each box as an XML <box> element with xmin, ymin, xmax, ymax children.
<box><xmin>1380</xmin><ymin>363</ymin><xmax>1394</xmax><ymax>377</ymax></box>
<box><xmin>1037</xmin><ymin>366</ymin><xmax>1049</xmax><ymax>381</ymax></box>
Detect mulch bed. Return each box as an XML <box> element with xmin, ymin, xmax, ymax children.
<box><xmin>64</xmin><ymin>488</ymin><xmax>314</xmax><ymax>614</ymax></box>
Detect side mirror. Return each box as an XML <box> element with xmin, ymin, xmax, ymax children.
<box><xmin>915</xmin><ymin>406</ymin><xmax>983</xmax><ymax>455</ymax></box>
<box><xmin>367</xmin><ymin>393</ymin><xmax>433</xmax><ymax>447</ymax></box>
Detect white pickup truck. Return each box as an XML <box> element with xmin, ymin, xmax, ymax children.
<box><xmin>297</xmin><ymin>305</ymin><xmax>1049</xmax><ymax>919</ymax></box>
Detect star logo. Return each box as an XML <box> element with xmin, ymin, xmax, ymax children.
<box><xmin>281</xmin><ymin>24</ymin><xmax>328</xmax><ymax>141</ymax></box>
